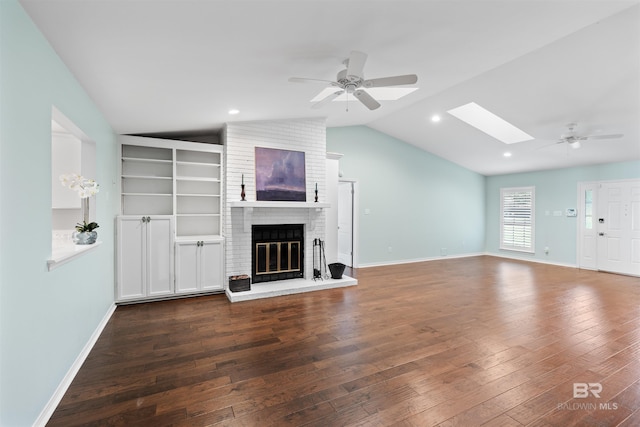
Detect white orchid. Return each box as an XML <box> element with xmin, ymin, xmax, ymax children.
<box><xmin>59</xmin><ymin>173</ymin><xmax>99</xmax><ymax>198</ymax></box>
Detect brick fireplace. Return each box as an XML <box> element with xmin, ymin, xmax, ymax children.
<box><xmin>224</xmin><ymin>119</ymin><xmax>327</xmax><ymax>279</ymax></box>
<box><xmin>223</xmin><ymin>118</ymin><xmax>356</xmax><ymax>302</ymax></box>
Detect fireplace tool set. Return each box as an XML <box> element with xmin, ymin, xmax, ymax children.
<box><xmin>313</xmin><ymin>238</ymin><xmax>329</xmax><ymax>280</ymax></box>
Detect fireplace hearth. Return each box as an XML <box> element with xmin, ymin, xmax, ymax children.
<box><xmin>252</xmin><ymin>224</ymin><xmax>304</xmax><ymax>283</ymax></box>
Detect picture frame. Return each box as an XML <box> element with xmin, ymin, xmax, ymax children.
<box><xmin>255</xmin><ymin>147</ymin><xmax>306</xmax><ymax>202</ymax></box>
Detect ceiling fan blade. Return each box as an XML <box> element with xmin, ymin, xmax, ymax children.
<box><xmin>363</xmin><ymin>74</ymin><xmax>418</xmax><ymax>88</ymax></box>
<box><xmin>584</xmin><ymin>134</ymin><xmax>624</xmax><ymax>140</ymax></box>
<box><xmin>347</xmin><ymin>51</ymin><xmax>367</xmax><ymax>79</ymax></box>
<box><xmin>353</xmin><ymin>89</ymin><xmax>380</xmax><ymax>110</ymax></box>
<box><xmin>535</xmin><ymin>141</ymin><xmax>564</xmax><ymax>150</ymax></box>
<box><xmin>289</xmin><ymin>77</ymin><xmax>340</xmax><ymax>87</ymax></box>
<box><xmin>311</xmin><ymin>90</ymin><xmax>344</xmax><ymax>109</ymax></box>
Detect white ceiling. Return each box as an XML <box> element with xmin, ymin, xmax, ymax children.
<box><xmin>19</xmin><ymin>0</ymin><xmax>640</xmax><ymax>175</ymax></box>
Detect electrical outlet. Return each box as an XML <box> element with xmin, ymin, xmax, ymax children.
<box><xmin>388</xmin><ymin>246</ymin><xmax>393</xmax><ymax>253</ymax></box>
<box><xmin>440</xmin><ymin>247</ymin><xmax>447</xmax><ymax>256</ymax></box>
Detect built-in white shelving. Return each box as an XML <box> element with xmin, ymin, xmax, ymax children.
<box><xmin>120</xmin><ymin>143</ymin><xmax>223</xmax><ymax>235</ymax></box>
<box><xmin>121</xmin><ymin>145</ymin><xmax>174</xmax><ymax>216</ymax></box>
<box><xmin>174</xmin><ymin>149</ymin><xmax>221</xmax><ymax>236</ymax></box>
<box><xmin>117</xmin><ymin>136</ymin><xmax>225</xmax><ymax>304</ymax></box>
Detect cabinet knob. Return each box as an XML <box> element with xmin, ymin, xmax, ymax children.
<box><xmin>141</xmin><ymin>216</ymin><xmax>147</xmax><ymax>223</ymax></box>
<box><xmin>146</xmin><ymin>216</ymin><xmax>151</xmax><ymax>222</ymax></box>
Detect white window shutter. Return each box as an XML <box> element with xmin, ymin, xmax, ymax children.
<box><xmin>500</xmin><ymin>187</ymin><xmax>535</xmax><ymax>253</ymax></box>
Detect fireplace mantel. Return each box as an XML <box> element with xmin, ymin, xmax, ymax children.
<box><xmin>230</xmin><ymin>201</ymin><xmax>330</xmax><ymax>209</ymax></box>
<box><xmin>230</xmin><ymin>201</ymin><xmax>330</xmax><ymax>232</ymax></box>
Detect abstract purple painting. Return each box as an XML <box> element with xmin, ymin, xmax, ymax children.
<box><xmin>255</xmin><ymin>147</ymin><xmax>306</xmax><ymax>202</ymax></box>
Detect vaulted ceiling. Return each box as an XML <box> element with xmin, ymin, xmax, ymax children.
<box><xmin>20</xmin><ymin>0</ymin><xmax>640</xmax><ymax>175</ymax></box>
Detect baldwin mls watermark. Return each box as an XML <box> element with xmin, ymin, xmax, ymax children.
<box><xmin>557</xmin><ymin>383</ymin><xmax>619</xmax><ymax>411</ymax></box>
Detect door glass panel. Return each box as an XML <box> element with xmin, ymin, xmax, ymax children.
<box><xmin>585</xmin><ymin>189</ymin><xmax>593</xmax><ymax>229</ymax></box>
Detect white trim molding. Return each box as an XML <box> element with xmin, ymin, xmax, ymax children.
<box><xmin>484</xmin><ymin>251</ymin><xmax>577</xmax><ymax>269</ymax></box>
<box><xmin>358</xmin><ymin>252</ymin><xmax>485</xmax><ymax>268</ymax></box>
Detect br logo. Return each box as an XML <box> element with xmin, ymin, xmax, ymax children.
<box><xmin>573</xmin><ymin>383</ymin><xmax>602</xmax><ymax>398</ymax></box>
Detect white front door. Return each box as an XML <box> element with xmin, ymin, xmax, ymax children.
<box><xmin>597</xmin><ymin>180</ymin><xmax>640</xmax><ymax>276</ymax></box>
<box><xmin>337</xmin><ymin>181</ymin><xmax>354</xmax><ymax>267</ymax></box>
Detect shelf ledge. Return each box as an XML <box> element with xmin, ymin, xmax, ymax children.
<box><xmin>47</xmin><ymin>241</ymin><xmax>103</xmax><ymax>272</ymax></box>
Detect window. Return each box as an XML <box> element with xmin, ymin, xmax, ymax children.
<box><xmin>500</xmin><ymin>186</ymin><xmax>535</xmax><ymax>253</ymax></box>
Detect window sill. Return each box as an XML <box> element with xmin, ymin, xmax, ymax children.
<box><xmin>47</xmin><ymin>241</ymin><xmax>102</xmax><ymax>272</ymax></box>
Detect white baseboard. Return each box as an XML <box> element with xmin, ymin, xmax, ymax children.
<box><xmin>358</xmin><ymin>252</ymin><xmax>578</xmax><ymax>270</ymax></box>
<box><xmin>34</xmin><ymin>303</ymin><xmax>117</xmax><ymax>427</ymax></box>
<box><xmin>358</xmin><ymin>252</ymin><xmax>485</xmax><ymax>269</ymax></box>
<box><xmin>484</xmin><ymin>251</ymin><xmax>577</xmax><ymax>269</ymax></box>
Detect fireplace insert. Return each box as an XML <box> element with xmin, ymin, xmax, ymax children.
<box><xmin>252</xmin><ymin>224</ymin><xmax>304</xmax><ymax>283</ymax></box>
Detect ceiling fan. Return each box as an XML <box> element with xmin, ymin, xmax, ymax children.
<box><xmin>289</xmin><ymin>50</ymin><xmax>418</xmax><ymax>111</ymax></box>
<box><xmin>550</xmin><ymin>123</ymin><xmax>624</xmax><ymax>149</ymax></box>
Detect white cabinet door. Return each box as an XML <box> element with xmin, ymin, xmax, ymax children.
<box><xmin>175</xmin><ymin>240</ymin><xmax>224</xmax><ymax>293</ymax></box>
<box><xmin>117</xmin><ymin>216</ymin><xmax>174</xmax><ymax>301</ymax></box>
<box><xmin>117</xmin><ymin>217</ymin><xmax>146</xmax><ymax>300</ymax></box>
<box><xmin>201</xmin><ymin>241</ymin><xmax>223</xmax><ymax>291</ymax></box>
<box><xmin>147</xmin><ymin>217</ymin><xmax>174</xmax><ymax>297</ymax></box>
<box><xmin>175</xmin><ymin>242</ymin><xmax>199</xmax><ymax>294</ymax></box>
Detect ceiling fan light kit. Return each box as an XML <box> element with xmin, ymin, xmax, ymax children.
<box><xmin>289</xmin><ymin>50</ymin><xmax>418</xmax><ymax>111</ymax></box>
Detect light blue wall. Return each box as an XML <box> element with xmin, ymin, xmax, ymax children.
<box><xmin>485</xmin><ymin>161</ymin><xmax>640</xmax><ymax>265</ymax></box>
<box><xmin>0</xmin><ymin>1</ymin><xmax>118</xmax><ymax>425</ymax></box>
<box><xmin>327</xmin><ymin>126</ymin><xmax>486</xmax><ymax>266</ymax></box>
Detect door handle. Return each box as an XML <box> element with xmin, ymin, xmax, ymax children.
<box><xmin>598</xmin><ymin>232</ymin><xmax>605</xmax><ymax>236</ymax></box>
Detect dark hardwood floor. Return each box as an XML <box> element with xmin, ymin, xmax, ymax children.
<box><xmin>47</xmin><ymin>256</ymin><xmax>640</xmax><ymax>426</ymax></box>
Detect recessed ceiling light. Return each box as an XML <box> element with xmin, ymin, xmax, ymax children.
<box><xmin>431</xmin><ymin>114</ymin><xmax>441</xmax><ymax>123</ymax></box>
<box><xmin>503</xmin><ymin>152</ymin><xmax>512</xmax><ymax>157</ymax></box>
<box><xmin>447</xmin><ymin>102</ymin><xmax>534</xmax><ymax>144</ymax></box>
<box><xmin>228</xmin><ymin>109</ymin><xmax>240</xmax><ymax>115</ymax></box>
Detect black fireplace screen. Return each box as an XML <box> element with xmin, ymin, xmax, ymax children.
<box><xmin>252</xmin><ymin>224</ymin><xmax>304</xmax><ymax>283</ymax></box>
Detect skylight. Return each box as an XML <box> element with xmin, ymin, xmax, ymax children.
<box><xmin>447</xmin><ymin>102</ymin><xmax>534</xmax><ymax>144</ymax></box>
<box><xmin>311</xmin><ymin>87</ymin><xmax>418</xmax><ymax>103</ymax></box>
